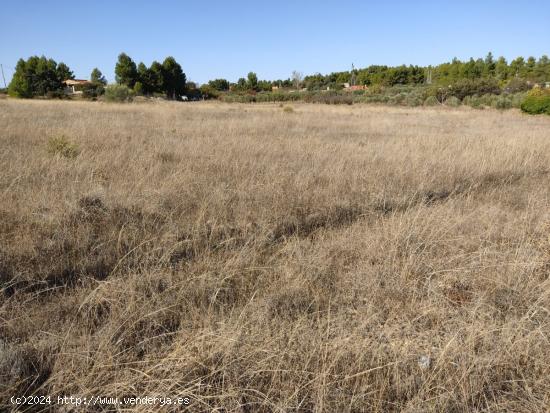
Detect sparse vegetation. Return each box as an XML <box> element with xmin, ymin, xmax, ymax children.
<box><xmin>2</xmin><ymin>100</ymin><xmax>550</xmax><ymax>412</ymax></box>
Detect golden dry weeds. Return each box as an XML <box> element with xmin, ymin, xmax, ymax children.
<box><xmin>1</xmin><ymin>100</ymin><xmax>550</xmax><ymax>412</ymax></box>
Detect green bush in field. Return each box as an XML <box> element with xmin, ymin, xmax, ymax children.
<box><xmin>424</xmin><ymin>96</ymin><xmax>440</xmax><ymax>106</ymax></box>
<box><xmin>510</xmin><ymin>92</ymin><xmax>526</xmax><ymax>108</ymax></box>
<box><xmin>520</xmin><ymin>89</ymin><xmax>550</xmax><ymax>115</ymax></box>
<box><xmin>469</xmin><ymin>96</ymin><xmax>484</xmax><ymax>109</ymax></box>
<box><xmin>104</xmin><ymin>84</ymin><xmax>135</xmax><ymax>102</ymax></box>
<box><xmin>405</xmin><ymin>94</ymin><xmax>423</xmax><ymax>107</ymax></box>
<box><xmin>479</xmin><ymin>94</ymin><xmax>498</xmax><ymax>107</ymax></box>
<box><xmin>444</xmin><ymin>96</ymin><xmax>461</xmax><ymax>107</ymax></box>
<box><xmin>47</xmin><ymin>136</ymin><xmax>79</xmax><ymax>158</ymax></box>
<box><xmin>428</xmin><ymin>78</ymin><xmax>501</xmax><ymax>103</ymax></box>
<box><xmin>494</xmin><ymin>96</ymin><xmax>513</xmax><ymax>110</ymax></box>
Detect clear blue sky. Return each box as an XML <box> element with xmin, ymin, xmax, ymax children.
<box><xmin>1</xmin><ymin>0</ymin><xmax>549</xmax><ymax>85</ymax></box>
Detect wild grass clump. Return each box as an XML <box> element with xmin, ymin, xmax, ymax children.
<box><xmin>47</xmin><ymin>135</ymin><xmax>80</xmax><ymax>158</ymax></box>
<box><xmin>282</xmin><ymin>105</ymin><xmax>294</xmax><ymax>113</ymax></box>
<box><xmin>156</xmin><ymin>151</ymin><xmax>179</xmax><ymax>163</ymax></box>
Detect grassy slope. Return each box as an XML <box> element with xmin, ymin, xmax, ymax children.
<box><xmin>1</xmin><ymin>100</ymin><xmax>550</xmax><ymax>412</ymax></box>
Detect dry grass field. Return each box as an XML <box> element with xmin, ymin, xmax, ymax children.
<box><xmin>1</xmin><ymin>99</ymin><xmax>550</xmax><ymax>412</ymax></box>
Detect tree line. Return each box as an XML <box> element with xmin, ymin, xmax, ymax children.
<box><xmin>6</xmin><ymin>52</ymin><xmax>550</xmax><ymax>99</ymax></box>
<box><xmin>303</xmin><ymin>53</ymin><xmax>550</xmax><ymax>90</ymax></box>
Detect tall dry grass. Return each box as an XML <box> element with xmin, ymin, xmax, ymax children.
<box><xmin>1</xmin><ymin>100</ymin><xmax>550</xmax><ymax>412</ymax></box>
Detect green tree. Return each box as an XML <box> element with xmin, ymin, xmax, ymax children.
<box><xmin>208</xmin><ymin>78</ymin><xmax>230</xmax><ymax>91</ymax></box>
<box><xmin>509</xmin><ymin>57</ymin><xmax>525</xmax><ymax>77</ymax></box>
<box><xmin>90</xmin><ymin>68</ymin><xmax>107</xmax><ymax>85</ymax></box>
<box><xmin>8</xmin><ymin>59</ymin><xmax>32</xmax><ymax>98</ymax></box>
<box><xmin>536</xmin><ymin>55</ymin><xmax>550</xmax><ymax>82</ymax></box>
<box><xmin>484</xmin><ymin>52</ymin><xmax>496</xmax><ymax>77</ymax></box>
<box><xmin>162</xmin><ymin>56</ymin><xmax>186</xmax><ymax>99</ymax></box>
<box><xmin>525</xmin><ymin>56</ymin><xmax>537</xmax><ymax>80</ymax></box>
<box><xmin>495</xmin><ymin>57</ymin><xmax>509</xmax><ymax>80</ymax></box>
<box><xmin>34</xmin><ymin>57</ymin><xmax>61</xmax><ymax>96</ymax></box>
<box><xmin>115</xmin><ymin>53</ymin><xmax>138</xmax><ymax>88</ymax></box>
<box><xmin>136</xmin><ymin>63</ymin><xmax>151</xmax><ymax>94</ymax></box>
<box><xmin>148</xmin><ymin>61</ymin><xmax>165</xmax><ymax>94</ymax></box>
<box><xmin>57</xmin><ymin>62</ymin><xmax>74</xmax><ymax>81</ymax></box>
<box><xmin>133</xmin><ymin>81</ymin><xmax>144</xmax><ymax>95</ymax></box>
<box><xmin>8</xmin><ymin>56</ymin><xmax>68</xmax><ymax>98</ymax></box>
<box><xmin>235</xmin><ymin>77</ymin><xmax>247</xmax><ymax>91</ymax></box>
<box><xmin>247</xmin><ymin>72</ymin><xmax>258</xmax><ymax>91</ymax></box>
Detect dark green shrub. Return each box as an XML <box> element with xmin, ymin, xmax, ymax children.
<box><xmin>520</xmin><ymin>89</ymin><xmax>550</xmax><ymax>115</ymax></box>
<box><xmin>81</xmin><ymin>83</ymin><xmax>104</xmax><ymax>100</ymax></box>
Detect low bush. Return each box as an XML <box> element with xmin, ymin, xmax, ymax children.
<box><xmin>45</xmin><ymin>90</ymin><xmax>66</xmax><ymax>99</ymax></box>
<box><xmin>510</xmin><ymin>92</ymin><xmax>526</xmax><ymax>108</ymax></box>
<box><xmin>104</xmin><ymin>84</ymin><xmax>135</xmax><ymax>102</ymax></box>
<box><xmin>424</xmin><ymin>95</ymin><xmax>440</xmax><ymax>106</ymax></box>
<box><xmin>47</xmin><ymin>136</ymin><xmax>80</xmax><ymax>158</ymax></box>
<box><xmin>82</xmin><ymin>83</ymin><xmax>105</xmax><ymax>100</ymax></box>
<box><xmin>504</xmin><ymin>78</ymin><xmax>531</xmax><ymax>93</ymax></box>
<box><xmin>429</xmin><ymin>79</ymin><xmax>501</xmax><ymax>103</ymax></box>
<box><xmin>520</xmin><ymin>89</ymin><xmax>550</xmax><ymax>115</ymax></box>
<box><xmin>405</xmin><ymin>95</ymin><xmax>423</xmax><ymax>107</ymax></box>
<box><xmin>493</xmin><ymin>96</ymin><xmax>513</xmax><ymax>110</ymax></box>
<box><xmin>444</xmin><ymin>96</ymin><xmax>461</xmax><ymax>107</ymax></box>
<box><xmin>305</xmin><ymin>92</ymin><xmax>353</xmax><ymax>105</ymax></box>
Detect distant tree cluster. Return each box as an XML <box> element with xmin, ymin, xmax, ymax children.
<box><xmin>8</xmin><ymin>56</ymin><xmax>74</xmax><ymax>98</ymax></box>
<box><xmin>304</xmin><ymin>65</ymin><xmax>425</xmax><ymax>90</ymax></box>
<box><xmin>303</xmin><ymin>53</ymin><xmax>550</xmax><ymax>90</ymax></box>
<box><xmin>115</xmin><ymin>53</ymin><xmax>186</xmax><ymax>99</ymax></box>
<box><xmin>433</xmin><ymin>53</ymin><xmax>550</xmax><ymax>84</ymax></box>
<box><xmin>229</xmin><ymin>72</ymin><xmax>273</xmax><ymax>92</ymax></box>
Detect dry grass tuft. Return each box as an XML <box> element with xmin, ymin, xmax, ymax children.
<box><xmin>47</xmin><ymin>135</ymin><xmax>80</xmax><ymax>158</ymax></box>
<box><xmin>1</xmin><ymin>100</ymin><xmax>550</xmax><ymax>412</ymax></box>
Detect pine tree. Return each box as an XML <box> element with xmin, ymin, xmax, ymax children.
<box><xmin>115</xmin><ymin>53</ymin><xmax>138</xmax><ymax>88</ymax></box>
<box><xmin>162</xmin><ymin>57</ymin><xmax>186</xmax><ymax>99</ymax></box>
<box><xmin>91</xmin><ymin>68</ymin><xmax>107</xmax><ymax>85</ymax></box>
